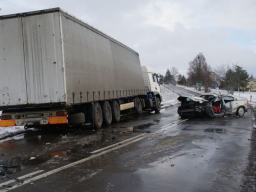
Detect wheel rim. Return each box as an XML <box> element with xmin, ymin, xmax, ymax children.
<box><xmin>106</xmin><ymin>105</ymin><xmax>110</xmax><ymax>119</ymax></box>
<box><xmin>238</xmin><ymin>108</ymin><xmax>244</xmax><ymax>116</ymax></box>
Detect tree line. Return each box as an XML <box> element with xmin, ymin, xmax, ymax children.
<box><xmin>161</xmin><ymin>52</ymin><xmax>251</xmax><ymax>94</ymax></box>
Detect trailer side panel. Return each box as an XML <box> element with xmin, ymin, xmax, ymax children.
<box><xmin>61</xmin><ymin>14</ymin><xmax>145</xmax><ymax>104</ymax></box>
<box><xmin>22</xmin><ymin>12</ymin><xmax>66</xmax><ymax>104</ymax></box>
<box><xmin>0</xmin><ymin>18</ymin><xmax>27</xmax><ymax>106</ymax></box>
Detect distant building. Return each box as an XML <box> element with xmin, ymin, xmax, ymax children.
<box><xmin>210</xmin><ymin>72</ymin><xmax>221</xmax><ymax>88</ymax></box>
<box><xmin>247</xmin><ymin>79</ymin><xmax>256</xmax><ymax>91</ymax></box>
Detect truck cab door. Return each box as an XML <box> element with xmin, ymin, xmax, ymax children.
<box><xmin>149</xmin><ymin>73</ymin><xmax>160</xmax><ymax>92</ymax></box>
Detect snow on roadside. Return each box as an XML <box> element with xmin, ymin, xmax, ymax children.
<box><xmin>0</xmin><ymin>126</ymin><xmax>25</xmax><ymax>139</ymax></box>
<box><xmin>160</xmin><ymin>85</ymin><xmax>179</xmax><ymax>107</ymax></box>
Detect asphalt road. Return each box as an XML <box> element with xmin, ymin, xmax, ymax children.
<box><xmin>0</xmin><ymin>86</ymin><xmax>254</xmax><ymax>192</ymax></box>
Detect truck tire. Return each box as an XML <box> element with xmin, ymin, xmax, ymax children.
<box><xmin>94</xmin><ymin>102</ymin><xmax>103</xmax><ymax>129</ymax></box>
<box><xmin>111</xmin><ymin>100</ymin><xmax>120</xmax><ymax>123</ymax></box>
<box><xmin>102</xmin><ymin>101</ymin><xmax>112</xmax><ymax>125</ymax></box>
<box><xmin>134</xmin><ymin>97</ymin><xmax>142</xmax><ymax>115</ymax></box>
<box><xmin>154</xmin><ymin>97</ymin><xmax>161</xmax><ymax>113</ymax></box>
<box><xmin>237</xmin><ymin>107</ymin><xmax>245</xmax><ymax>117</ymax></box>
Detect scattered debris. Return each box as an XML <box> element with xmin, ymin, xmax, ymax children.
<box><xmin>2</xmin><ymin>156</ymin><xmax>21</xmax><ymax>168</ymax></box>
<box><xmin>60</xmin><ymin>134</ymin><xmax>67</xmax><ymax>139</ymax></box>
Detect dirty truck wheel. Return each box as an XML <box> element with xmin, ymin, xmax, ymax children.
<box><xmin>111</xmin><ymin>100</ymin><xmax>120</xmax><ymax>123</ymax></box>
<box><xmin>94</xmin><ymin>102</ymin><xmax>103</xmax><ymax>129</ymax></box>
<box><xmin>154</xmin><ymin>97</ymin><xmax>161</xmax><ymax>113</ymax></box>
<box><xmin>103</xmin><ymin>101</ymin><xmax>112</xmax><ymax>125</ymax></box>
<box><xmin>237</xmin><ymin>107</ymin><xmax>245</xmax><ymax>117</ymax></box>
<box><xmin>134</xmin><ymin>97</ymin><xmax>142</xmax><ymax>115</ymax></box>
<box><xmin>205</xmin><ymin>107</ymin><xmax>215</xmax><ymax>118</ymax></box>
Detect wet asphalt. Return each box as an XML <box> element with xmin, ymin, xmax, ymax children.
<box><xmin>0</xmin><ymin>87</ymin><xmax>254</xmax><ymax>192</ymax></box>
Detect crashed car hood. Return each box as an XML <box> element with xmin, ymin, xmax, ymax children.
<box><xmin>178</xmin><ymin>95</ymin><xmax>207</xmax><ymax>103</ymax></box>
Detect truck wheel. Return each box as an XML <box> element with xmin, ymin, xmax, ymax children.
<box><xmin>237</xmin><ymin>107</ymin><xmax>245</xmax><ymax>117</ymax></box>
<box><xmin>94</xmin><ymin>102</ymin><xmax>103</xmax><ymax>129</ymax></box>
<box><xmin>102</xmin><ymin>101</ymin><xmax>112</xmax><ymax>125</ymax></box>
<box><xmin>154</xmin><ymin>97</ymin><xmax>161</xmax><ymax>113</ymax></box>
<box><xmin>111</xmin><ymin>100</ymin><xmax>120</xmax><ymax>123</ymax></box>
<box><xmin>134</xmin><ymin>97</ymin><xmax>142</xmax><ymax>115</ymax></box>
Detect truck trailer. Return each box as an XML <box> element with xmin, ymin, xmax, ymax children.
<box><xmin>0</xmin><ymin>8</ymin><xmax>161</xmax><ymax>129</ymax></box>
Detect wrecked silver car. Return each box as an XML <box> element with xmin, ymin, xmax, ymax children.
<box><xmin>177</xmin><ymin>93</ymin><xmax>249</xmax><ymax>118</ymax></box>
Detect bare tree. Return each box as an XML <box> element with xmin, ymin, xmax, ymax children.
<box><xmin>169</xmin><ymin>67</ymin><xmax>179</xmax><ymax>80</ymax></box>
<box><xmin>187</xmin><ymin>53</ymin><xmax>212</xmax><ymax>92</ymax></box>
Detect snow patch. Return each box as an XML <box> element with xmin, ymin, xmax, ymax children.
<box><xmin>160</xmin><ymin>85</ymin><xmax>179</xmax><ymax>107</ymax></box>
<box><xmin>0</xmin><ymin>126</ymin><xmax>24</xmax><ymax>139</ymax></box>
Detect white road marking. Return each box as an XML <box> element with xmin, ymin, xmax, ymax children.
<box><xmin>0</xmin><ymin>170</ymin><xmax>44</xmax><ymax>188</ymax></box>
<box><xmin>2</xmin><ymin>119</ymin><xmax>187</xmax><ymax>191</ymax></box>
<box><xmin>90</xmin><ymin>133</ymin><xmax>148</xmax><ymax>154</ymax></box>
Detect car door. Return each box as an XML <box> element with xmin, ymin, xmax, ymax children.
<box><xmin>222</xmin><ymin>96</ymin><xmax>235</xmax><ymax>114</ymax></box>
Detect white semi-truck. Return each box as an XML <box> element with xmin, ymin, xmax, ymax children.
<box><xmin>0</xmin><ymin>8</ymin><xmax>161</xmax><ymax>129</ymax></box>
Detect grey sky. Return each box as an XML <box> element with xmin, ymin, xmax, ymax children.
<box><xmin>1</xmin><ymin>0</ymin><xmax>255</xmax><ymax>77</ymax></box>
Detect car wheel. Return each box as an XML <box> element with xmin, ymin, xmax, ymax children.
<box><xmin>205</xmin><ymin>107</ymin><xmax>215</xmax><ymax>118</ymax></box>
<box><xmin>237</xmin><ymin>107</ymin><xmax>245</xmax><ymax>117</ymax></box>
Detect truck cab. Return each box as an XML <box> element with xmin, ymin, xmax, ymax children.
<box><xmin>141</xmin><ymin>66</ymin><xmax>160</xmax><ymax>93</ymax></box>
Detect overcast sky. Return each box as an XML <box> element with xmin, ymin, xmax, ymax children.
<box><xmin>1</xmin><ymin>0</ymin><xmax>255</xmax><ymax>77</ymax></box>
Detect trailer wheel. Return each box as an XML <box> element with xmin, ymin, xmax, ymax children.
<box><xmin>94</xmin><ymin>102</ymin><xmax>103</xmax><ymax>129</ymax></box>
<box><xmin>134</xmin><ymin>97</ymin><xmax>142</xmax><ymax>115</ymax></box>
<box><xmin>111</xmin><ymin>100</ymin><xmax>120</xmax><ymax>123</ymax></box>
<box><xmin>154</xmin><ymin>97</ymin><xmax>161</xmax><ymax>113</ymax></box>
<box><xmin>103</xmin><ymin>101</ymin><xmax>112</xmax><ymax>125</ymax></box>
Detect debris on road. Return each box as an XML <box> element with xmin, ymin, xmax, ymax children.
<box><xmin>2</xmin><ymin>156</ymin><xmax>21</xmax><ymax>168</ymax></box>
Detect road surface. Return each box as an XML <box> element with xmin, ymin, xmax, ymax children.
<box><xmin>0</xmin><ymin>87</ymin><xmax>254</xmax><ymax>192</ymax></box>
